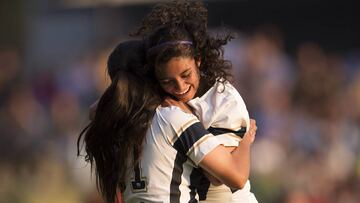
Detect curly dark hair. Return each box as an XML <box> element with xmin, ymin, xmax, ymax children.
<box><xmin>132</xmin><ymin>0</ymin><xmax>208</xmax><ymax>38</ymax></box>
<box><xmin>77</xmin><ymin>41</ymin><xmax>160</xmax><ymax>203</ymax></box>
<box><xmin>134</xmin><ymin>0</ymin><xmax>234</xmax><ymax>96</ymax></box>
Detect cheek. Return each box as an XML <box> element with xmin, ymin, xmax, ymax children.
<box><xmin>192</xmin><ymin>70</ymin><xmax>201</xmax><ymax>88</ymax></box>
<box><xmin>160</xmin><ymin>84</ymin><xmax>174</xmax><ymax>94</ymax></box>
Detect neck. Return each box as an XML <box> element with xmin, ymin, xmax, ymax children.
<box><xmin>195</xmin><ymin>77</ymin><xmax>214</xmax><ymax>98</ymax></box>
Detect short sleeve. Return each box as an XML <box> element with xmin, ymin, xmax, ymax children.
<box><xmin>188</xmin><ymin>81</ymin><xmax>250</xmax><ymax>147</ymax></box>
<box><xmin>156</xmin><ymin>106</ymin><xmax>221</xmax><ymax>166</ymax></box>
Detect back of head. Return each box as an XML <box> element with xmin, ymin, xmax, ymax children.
<box><xmin>107</xmin><ymin>40</ymin><xmax>145</xmax><ymax>81</ymax></box>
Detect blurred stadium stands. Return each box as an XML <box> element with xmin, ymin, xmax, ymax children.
<box><xmin>1</xmin><ymin>0</ymin><xmax>359</xmax><ymax>202</ymax></box>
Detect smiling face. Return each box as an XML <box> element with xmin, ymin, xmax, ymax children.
<box><xmin>155</xmin><ymin>56</ymin><xmax>200</xmax><ymax>103</ymax></box>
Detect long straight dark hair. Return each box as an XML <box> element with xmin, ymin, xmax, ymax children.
<box><xmin>78</xmin><ymin>41</ymin><xmax>160</xmax><ymax>203</ymax></box>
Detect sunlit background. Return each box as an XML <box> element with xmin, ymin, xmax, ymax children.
<box><xmin>1</xmin><ymin>0</ymin><xmax>359</xmax><ymax>202</ymax></box>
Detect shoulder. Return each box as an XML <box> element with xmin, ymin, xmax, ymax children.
<box><xmin>217</xmin><ymin>80</ymin><xmax>240</xmax><ymax>97</ymax></box>
<box><xmin>156</xmin><ymin>105</ymin><xmax>200</xmax><ymax>130</ymax></box>
<box><xmin>189</xmin><ymin>80</ymin><xmax>244</xmax><ymax>109</ymax></box>
<box><xmin>218</xmin><ymin>80</ymin><xmax>247</xmax><ymax>106</ymax></box>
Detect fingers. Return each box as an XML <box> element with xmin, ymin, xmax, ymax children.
<box><xmin>161</xmin><ymin>97</ymin><xmax>192</xmax><ymax>113</ymax></box>
<box><xmin>249</xmin><ymin>119</ymin><xmax>256</xmax><ymax>127</ymax></box>
<box><xmin>161</xmin><ymin>97</ymin><xmax>177</xmax><ymax>107</ymax></box>
<box><xmin>249</xmin><ymin>119</ymin><xmax>257</xmax><ymax>131</ymax></box>
<box><xmin>161</xmin><ymin>99</ymin><xmax>171</xmax><ymax>107</ymax></box>
<box><xmin>250</xmin><ymin>119</ymin><xmax>256</xmax><ymax>125</ymax></box>
<box><xmin>243</xmin><ymin>119</ymin><xmax>257</xmax><ymax>144</ymax></box>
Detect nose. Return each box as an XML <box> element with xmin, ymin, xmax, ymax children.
<box><xmin>175</xmin><ymin>79</ymin><xmax>187</xmax><ymax>93</ymax></box>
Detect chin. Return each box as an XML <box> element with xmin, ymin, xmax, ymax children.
<box><xmin>179</xmin><ymin>95</ymin><xmax>194</xmax><ymax>103</ymax></box>
<box><xmin>180</xmin><ymin>98</ymin><xmax>191</xmax><ymax>103</ymax></box>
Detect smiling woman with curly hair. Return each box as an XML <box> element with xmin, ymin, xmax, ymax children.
<box><xmin>133</xmin><ymin>0</ymin><xmax>234</xmax><ymax>94</ymax></box>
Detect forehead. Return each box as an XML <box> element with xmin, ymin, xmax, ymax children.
<box><xmin>156</xmin><ymin>56</ymin><xmax>196</xmax><ymax>77</ymax></box>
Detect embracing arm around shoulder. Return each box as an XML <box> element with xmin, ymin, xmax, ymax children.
<box><xmin>199</xmin><ymin>119</ymin><xmax>257</xmax><ymax>190</ymax></box>
<box><xmin>162</xmin><ymin>97</ymin><xmax>257</xmax><ymax>190</ymax></box>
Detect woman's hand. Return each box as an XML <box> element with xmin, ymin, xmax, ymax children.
<box><xmin>161</xmin><ymin>97</ymin><xmax>193</xmax><ymax>114</ymax></box>
<box><xmin>242</xmin><ymin>119</ymin><xmax>257</xmax><ymax>145</ymax></box>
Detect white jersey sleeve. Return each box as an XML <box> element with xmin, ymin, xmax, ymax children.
<box><xmin>157</xmin><ymin>105</ymin><xmax>221</xmax><ymax>165</ymax></box>
<box><xmin>188</xmin><ymin>81</ymin><xmax>250</xmax><ymax>147</ymax></box>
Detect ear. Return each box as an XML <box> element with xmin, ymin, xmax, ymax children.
<box><xmin>196</xmin><ymin>59</ymin><xmax>201</xmax><ymax>68</ymax></box>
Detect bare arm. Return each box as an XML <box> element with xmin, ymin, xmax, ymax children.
<box><xmin>202</xmin><ymin>146</ymin><xmax>236</xmax><ymax>186</ymax></box>
<box><xmin>199</xmin><ymin>120</ymin><xmax>256</xmax><ymax>189</ymax></box>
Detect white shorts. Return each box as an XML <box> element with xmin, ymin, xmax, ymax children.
<box><xmin>231</xmin><ymin>180</ymin><xmax>258</xmax><ymax>203</ymax></box>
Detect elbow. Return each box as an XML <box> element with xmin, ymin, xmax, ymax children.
<box><xmin>236</xmin><ymin>178</ymin><xmax>247</xmax><ymax>190</ymax></box>
<box><xmin>216</xmin><ymin>167</ymin><xmax>249</xmax><ymax>189</ymax></box>
<box><xmin>228</xmin><ymin>176</ymin><xmax>248</xmax><ymax>190</ymax></box>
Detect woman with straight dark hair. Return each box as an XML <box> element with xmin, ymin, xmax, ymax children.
<box><xmin>78</xmin><ymin>40</ymin><xmax>161</xmax><ymax>203</ymax></box>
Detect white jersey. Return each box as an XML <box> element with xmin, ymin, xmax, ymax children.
<box><xmin>188</xmin><ymin>81</ymin><xmax>258</xmax><ymax>203</ymax></box>
<box><xmin>188</xmin><ymin>81</ymin><xmax>250</xmax><ymax>147</ymax></box>
<box><xmin>123</xmin><ymin>106</ymin><xmax>222</xmax><ymax>203</ymax></box>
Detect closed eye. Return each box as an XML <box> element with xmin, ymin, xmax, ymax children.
<box><xmin>181</xmin><ymin>71</ymin><xmax>191</xmax><ymax>79</ymax></box>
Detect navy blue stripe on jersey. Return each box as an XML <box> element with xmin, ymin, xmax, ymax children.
<box><xmin>173</xmin><ymin>122</ymin><xmax>209</xmax><ymax>156</ymax></box>
<box><xmin>170</xmin><ymin>153</ymin><xmax>186</xmax><ymax>203</ymax></box>
<box><xmin>170</xmin><ymin>122</ymin><xmax>209</xmax><ymax>203</ymax></box>
<box><xmin>189</xmin><ymin>168</ymin><xmax>198</xmax><ymax>199</ymax></box>
<box><xmin>190</xmin><ymin>168</ymin><xmax>210</xmax><ymax>201</ymax></box>
<box><xmin>208</xmin><ymin>126</ymin><xmax>247</xmax><ymax>138</ymax></box>
<box><xmin>170</xmin><ymin>154</ymin><xmax>199</xmax><ymax>203</ymax></box>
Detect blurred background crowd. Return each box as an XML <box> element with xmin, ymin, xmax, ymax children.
<box><xmin>0</xmin><ymin>0</ymin><xmax>359</xmax><ymax>203</ymax></box>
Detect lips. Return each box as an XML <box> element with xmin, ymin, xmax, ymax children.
<box><xmin>174</xmin><ymin>86</ymin><xmax>191</xmax><ymax>98</ymax></box>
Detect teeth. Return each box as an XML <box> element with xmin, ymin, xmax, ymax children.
<box><xmin>177</xmin><ymin>86</ymin><xmax>190</xmax><ymax>95</ymax></box>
